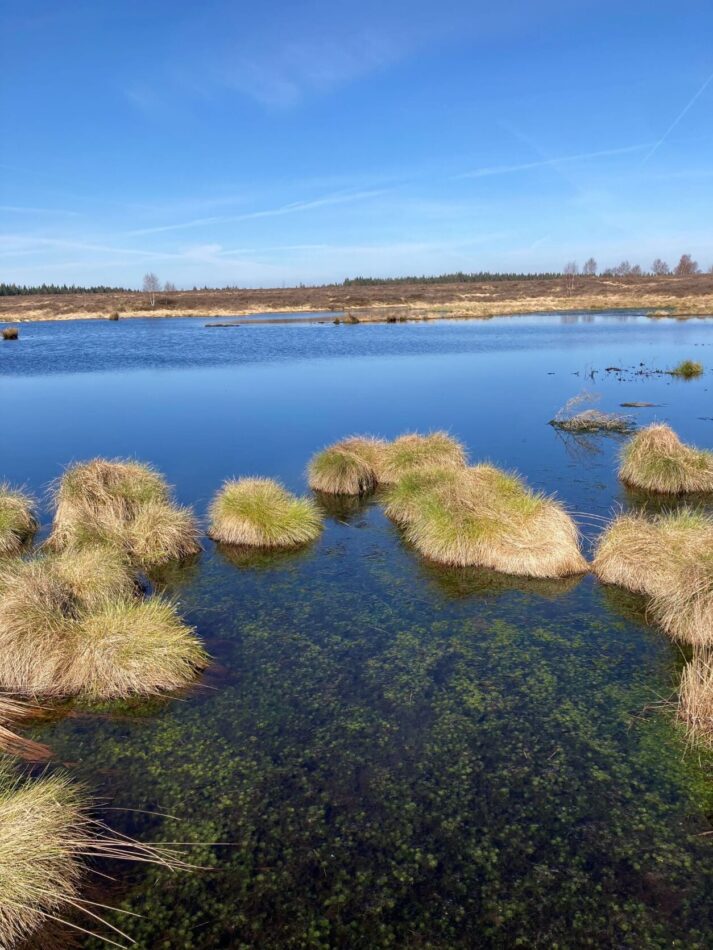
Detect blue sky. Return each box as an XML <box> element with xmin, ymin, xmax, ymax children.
<box><xmin>2</xmin><ymin>0</ymin><xmax>712</xmax><ymax>287</ymax></box>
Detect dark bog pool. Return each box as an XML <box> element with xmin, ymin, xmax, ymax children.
<box><xmin>2</xmin><ymin>312</ymin><xmax>713</xmax><ymax>947</ymax></box>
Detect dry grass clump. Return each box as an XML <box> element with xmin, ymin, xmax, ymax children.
<box><xmin>0</xmin><ymin>549</ymin><xmax>206</xmax><ymax>698</ymax></box>
<box><xmin>383</xmin><ymin>466</ymin><xmax>464</xmax><ymax>525</ymax></box>
<box><xmin>0</xmin><ymin>755</ymin><xmax>199</xmax><ymax>947</ymax></box>
<box><xmin>379</xmin><ymin>431</ymin><xmax>467</xmax><ymax>484</ymax></box>
<box><xmin>2</xmin><ymin>327</ymin><xmax>19</xmax><ymax>340</ymax></box>
<box><xmin>50</xmin><ymin>545</ymin><xmax>136</xmax><ymax>610</ymax></box>
<box><xmin>397</xmin><ymin>465</ymin><xmax>586</xmax><ymax>578</ymax></box>
<box><xmin>0</xmin><ymin>485</ymin><xmax>37</xmax><ymax>556</ymax></box>
<box><xmin>48</xmin><ymin>458</ymin><xmax>201</xmax><ymax>566</ymax></box>
<box><xmin>593</xmin><ymin>509</ymin><xmax>713</xmax><ymax>647</ymax></box>
<box><xmin>551</xmin><ymin>409</ymin><xmax>634</xmax><ymax>434</ymax></box>
<box><xmin>619</xmin><ymin>424</ymin><xmax>713</xmax><ymax>494</ymax></box>
<box><xmin>550</xmin><ymin>392</ymin><xmax>634</xmax><ymax>433</ymax></box>
<box><xmin>648</xmin><ymin>551</ymin><xmax>713</xmax><ymax>648</ymax></box>
<box><xmin>0</xmin><ymin>761</ymin><xmax>85</xmax><ymax>946</ymax></box>
<box><xmin>126</xmin><ymin>499</ymin><xmax>202</xmax><ymax>568</ymax></box>
<box><xmin>308</xmin><ymin>436</ymin><xmax>387</xmax><ymax>495</ymax></box>
<box><xmin>209</xmin><ymin>478</ymin><xmax>323</xmax><ymax>548</ymax></box>
<box><xmin>669</xmin><ymin>359</ymin><xmax>703</xmax><ymax>379</ymax></box>
<box><xmin>0</xmin><ymin>696</ymin><xmax>48</xmax><ymax>759</ymax></box>
<box><xmin>63</xmin><ymin>598</ymin><xmax>207</xmax><ymax>698</ymax></box>
<box><xmin>678</xmin><ymin>652</ymin><xmax>713</xmax><ymax>746</ymax></box>
<box><xmin>0</xmin><ymin>558</ymin><xmax>86</xmax><ymax>695</ymax></box>
<box><xmin>592</xmin><ymin>509</ymin><xmax>713</xmax><ymax>597</ymax></box>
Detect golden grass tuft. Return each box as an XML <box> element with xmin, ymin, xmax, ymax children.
<box><xmin>308</xmin><ymin>436</ymin><xmax>387</xmax><ymax>495</ymax></box>
<box><xmin>0</xmin><ymin>695</ymin><xmax>49</xmax><ymax>760</ymax></box>
<box><xmin>592</xmin><ymin>509</ymin><xmax>712</xmax><ymax>597</ymax></box>
<box><xmin>48</xmin><ymin>458</ymin><xmax>200</xmax><ymax>566</ymax></box>
<box><xmin>619</xmin><ymin>424</ymin><xmax>713</xmax><ymax>494</ymax></box>
<box><xmin>0</xmin><ymin>558</ymin><xmax>82</xmax><ymax>695</ymax></box>
<box><xmin>0</xmin><ymin>484</ymin><xmax>37</xmax><ymax>556</ymax></box>
<box><xmin>383</xmin><ymin>466</ymin><xmax>468</xmax><ymax>525</ymax></box>
<box><xmin>0</xmin><ymin>761</ymin><xmax>85</xmax><ymax>945</ymax></box>
<box><xmin>63</xmin><ymin>598</ymin><xmax>207</xmax><ymax>698</ymax></box>
<box><xmin>670</xmin><ymin>359</ymin><xmax>703</xmax><ymax>379</ymax></box>
<box><xmin>2</xmin><ymin>327</ymin><xmax>18</xmax><ymax>341</ymax></box>
<box><xmin>51</xmin><ymin>545</ymin><xmax>137</xmax><ymax>610</ymax></box>
<box><xmin>126</xmin><ymin>499</ymin><xmax>202</xmax><ymax>567</ymax></box>
<box><xmin>593</xmin><ymin>509</ymin><xmax>713</xmax><ymax>647</ymax></box>
<box><xmin>209</xmin><ymin>477</ymin><xmax>323</xmax><ymax>548</ymax></box>
<box><xmin>0</xmin><ymin>549</ymin><xmax>206</xmax><ymax>698</ymax></box>
<box><xmin>0</xmin><ymin>755</ymin><xmax>201</xmax><ymax>946</ymax></box>
<box><xmin>379</xmin><ymin>431</ymin><xmax>468</xmax><ymax>484</ymax></box>
<box><xmin>678</xmin><ymin>652</ymin><xmax>713</xmax><ymax>746</ymax></box>
<box><xmin>397</xmin><ymin>465</ymin><xmax>586</xmax><ymax>578</ymax></box>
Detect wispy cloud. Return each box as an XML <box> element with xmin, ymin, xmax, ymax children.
<box><xmin>0</xmin><ymin>235</ymin><xmax>179</xmax><ymax>261</ymax></box>
<box><xmin>215</xmin><ymin>30</ymin><xmax>402</xmax><ymax>108</ymax></box>
<box><xmin>641</xmin><ymin>71</ymin><xmax>713</xmax><ymax>164</ymax></box>
<box><xmin>124</xmin><ymin>188</ymin><xmax>390</xmax><ymax>237</ymax></box>
<box><xmin>456</xmin><ymin>143</ymin><xmax>651</xmax><ymax>180</ymax></box>
<box><xmin>0</xmin><ymin>205</ymin><xmax>79</xmax><ymax>216</ymax></box>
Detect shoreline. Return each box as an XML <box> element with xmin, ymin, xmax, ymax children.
<box><xmin>2</xmin><ymin>276</ymin><xmax>713</xmax><ymax>325</ymax></box>
<box><xmin>2</xmin><ymin>296</ymin><xmax>713</xmax><ymax>326</ymax></box>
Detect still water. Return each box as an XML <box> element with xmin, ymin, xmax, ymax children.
<box><xmin>2</xmin><ymin>312</ymin><xmax>713</xmax><ymax>947</ymax></box>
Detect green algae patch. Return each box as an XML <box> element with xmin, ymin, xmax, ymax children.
<box><xmin>32</xmin><ymin>534</ymin><xmax>713</xmax><ymax>948</ymax></box>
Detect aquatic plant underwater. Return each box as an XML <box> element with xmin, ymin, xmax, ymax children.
<box><xmin>1</xmin><ymin>424</ymin><xmax>713</xmax><ymax>946</ymax></box>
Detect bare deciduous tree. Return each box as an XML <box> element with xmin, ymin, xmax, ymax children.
<box><xmin>612</xmin><ymin>260</ymin><xmax>632</xmax><ymax>276</ymax></box>
<box><xmin>630</xmin><ymin>264</ymin><xmax>642</xmax><ymax>276</ymax></box>
<box><xmin>142</xmin><ymin>272</ymin><xmax>160</xmax><ymax>307</ymax></box>
<box><xmin>582</xmin><ymin>257</ymin><xmax>597</xmax><ymax>276</ymax></box>
<box><xmin>674</xmin><ymin>254</ymin><xmax>700</xmax><ymax>277</ymax></box>
<box><xmin>652</xmin><ymin>258</ymin><xmax>670</xmax><ymax>275</ymax></box>
<box><xmin>563</xmin><ymin>261</ymin><xmax>578</xmax><ymax>294</ymax></box>
<box><xmin>164</xmin><ymin>281</ymin><xmax>177</xmax><ymax>293</ymax></box>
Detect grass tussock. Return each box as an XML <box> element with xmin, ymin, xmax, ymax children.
<box><xmin>126</xmin><ymin>499</ymin><xmax>202</xmax><ymax>568</ymax></box>
<box><xmin>550</xmin><ymin>391</ymin><xmax>635</xmax><ymax>434</ymax></box>
<box><xmin>379</xmin><ymin>432</ymin><xmax>467</xmax><ymax>484</ymax></box>
<box><xmin>308</xmin><ymin>436</ymin><xmax>387</xmax><ymax>495</ymax></box>
<box><xmin>209</xmin><ymin>478</ymin><xmax>324</xmax><ymax>548</ymax></box>
<box><xmin>592</xmin><ymin>509</ymin><xmax>713</xmax><ymax>597</ymax></box>
<box><xmin>394</xmin><ymin>464</ymin><xmax>586</xmax><ymax>578</ymax></box>
<box><xmin>48</xmin><ymin>458</ymin><xmax>201</xmax><ymax>566</ymax></box>
<box><xmin>619</xmin><ymin>424</ymin><xmax>713</xmax><ymax>494</ymax></box>
<box><xmin>551</xmin><ymin>409</ymin><xmax>635</xmax><ymax>434</ymax></box>
<box><xmin>678</xmin><ymin>652</ymin><xmax>713</xmax><ymax>746</ymax></box>
<box><xmin>382</xmin><ymin>466</ymin><xmax>465</xmax><ymax>525</ymax></box>
<box><xmin>593</xmin><ymin>509</ymin><xmax>713</xmax><ymax>647</ymax></box>
<box><xmin>0</xmin><ymin>485</ymin><xmax>37</xmax><ymax>556</ymax></box>
<box><xmin>2</xmin><ymin>327</ymin><xmax>18</xmax><ymax>340</ymax></box>
<box><xmin>0</xmin><ymin>762</ymin><xmax>85</xmax><ymax>946</ymax></box>
<box><xmin>0</xmin><ymin>755</ymin><xmax>200</xmax><ymax>947</ymax></box>
<box><xmin>0</xmin><ymin>696</ymin><xmax>48</xmax><ymax>760</ymax></box>
<box><xmin>0</xmin><ymin>548</ymin><xmax>206</xmax><ymax>698</ymax></box>
<box><xmin>669</xmin><ymin>359</ymin><xmax>703</xmax><ymax>379</ymax></box>
<box><xmin>63</xmin><ymin>598</ymin><xmax>207</xmax><ymax>698</ymax></box>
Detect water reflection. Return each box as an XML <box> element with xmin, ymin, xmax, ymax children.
<box><xmin>6</xmin><ymin>312</ymin><xmax>713</xmax><ymax>946</ymax></box>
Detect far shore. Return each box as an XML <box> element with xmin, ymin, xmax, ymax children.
<box><xmin>2</xmin><ymin>275</ymin><xmax>713</xmax><ymax>325</ymax></box>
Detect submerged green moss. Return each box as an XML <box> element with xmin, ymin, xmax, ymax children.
<box><xmin>33</xmin><ymin>509</ymin><xmax>713</xmax><ymax>949</ymax></box>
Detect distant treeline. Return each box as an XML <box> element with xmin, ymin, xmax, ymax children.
<box><xmin>343</xmin><ymin>272</ymin><xmax>560</xmax><ymax>286</ymax></box>
<box><xmin>0</xmin><ymin>283</ymin><xmax>129</xmax><ymax>296</ymax></box>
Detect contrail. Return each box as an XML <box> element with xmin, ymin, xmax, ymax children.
<box><xmin>641</xmin><ymin>71</ymin><xmax>713</xmax><ymax>164</ymax></box>
<box><xmin>125</xmin><ymin>189</ymin><xmax>389</xmax><ymax>237</ymax></box>
<box><xmin>456</xmin><ymin>143</ymin><xmax>649</xmax><ymax>179</ymax></box>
